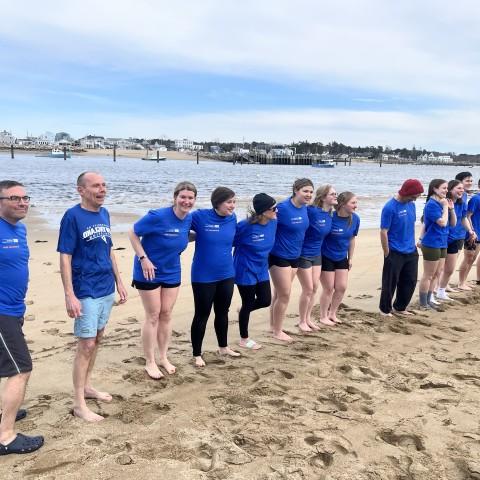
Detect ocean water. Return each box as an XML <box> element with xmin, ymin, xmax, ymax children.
<box><xmin>0</xmin><ymin>153</ymin><xmax>476</xmax><ymax>230</ymax></box>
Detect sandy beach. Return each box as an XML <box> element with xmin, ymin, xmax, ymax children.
<box><xmin>1</xmin><ymin>216</ymin><xmax>480</xmax><ymax>479</ymax></box>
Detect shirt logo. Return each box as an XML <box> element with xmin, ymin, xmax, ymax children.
<box><xmin>82</xmin><ymin>224</ymin><xmax>111</xmax><ymax>243</ymax></box>
<box><xmin>291</xmin><ymin>216</ymin><xmax>303</xmax><ymax>224</ymax></box>
<box><xmin>164</xmin><ymin>228</ymin><xmax>180</xmax><ymax>237</ymax></box>
<box><xmin>205</xmin><ymin>224</ymin><xmax>220</xmax><ymax>232</ymax></box>
<box><xmin>252</xmin><ymin>233</ymin><xmax>265</xmax><ymax>242</ymax></box>
<box><xmin>1</xmin><ymin>238</ymin><xmax>20</xmax><ymax>249</ymax></box>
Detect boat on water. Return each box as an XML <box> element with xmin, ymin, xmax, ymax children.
<box><xmin>36</xmin><ymin>148</ymin><xmax>71</xmax><ymax>158</ymax></box>
<box><xmin>312</xmin><ymin>160</ymin><xmax>335</xmax><ymax>168</ymax></box>
<box><xmin>142</xmin><ymin>151</ymin><xmax>166</xmax><ymax>161</ymax></box>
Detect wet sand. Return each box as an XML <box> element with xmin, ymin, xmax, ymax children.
<box><xmin>1</xmin><ymin>221</ymin><xmax>480</xmax><ymax>479</ymax></box>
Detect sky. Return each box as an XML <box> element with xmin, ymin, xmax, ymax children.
<box><xmin>1</xmin><ymin>0</ymin><xmax>480</xmax><ymax>152</ymax></box>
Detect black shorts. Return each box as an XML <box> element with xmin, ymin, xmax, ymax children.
<box><xmin>464</xmin><ymin>240</ymin><xmax>480</xmax><ymax>251</ymax></box>
<box><xmin>298</xmin><ymin>255</ymin><xmax>323</xmax><ymax>269</ymax></box>
<box><xmin>447</xmin><ymin>239</ymin><xmax>464</xmax><ymax>254</ymax></box>
<box><xmin>268</xmin><ymin>254</ymin><xmax>300</xmax><ymax>269</ymax></box>
<box><xmin>131</xmin><ymin>279</ymin><xmax>180</xmax><ymax>290</ymax></box>
<box><xmin>0</xmin><ymin>314</ymin><xmax>33</xmax><ymax>377</ymax></box>
<box><xmin>321</xmin><ymin>255</ymin><xmax>349</xmax><ymax>271</ymax></box>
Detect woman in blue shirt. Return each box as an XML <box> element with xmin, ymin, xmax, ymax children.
<box><xmin>128</xmin><ymin>181</ymin><xmax>197</xmax><ymax>379</ymax></box>
<box><xmin>297</xmin><ymin>184</ymin><xmax>336</xmax><ymax>332</ymax></box>
<box><xmin>190</xmin><ymin>187</ymin><xmax>240</xmax><ymax>367</ymax></box>
<box><xmin>319</xmin><ymin>191</ymin><xmax>360</xmax><ymax>325</ymax></box>
<box><xmin>437</xmin><ymin>180</ymin><xmax>474</xmax><ymax>300</ymax></box>
<box><xmin>269</xmin><ymin>178</ymin><xmax>313</xmax><ymax>342</ymax></box>
<box><xmin>418</xmin><ymin>179</ymin><xmax>456</xmax><ymax>309</ymax></box>
<box><xmin>234</xmin><ymin>193</ymin><xmax>277</xmax><ymax>350</ymax></box>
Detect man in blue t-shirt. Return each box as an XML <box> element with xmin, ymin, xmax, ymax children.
<box><xmin>379</xmin><ymin>179</ymin><xmax>424</xmax><ymax>316</ymax></box>
<box><xmin>0</xmin><ymin>180</ymin><xmax>44</xmax><ymax>455</ymax></box>
<box><xmin>58</xmin><ymin>172</ymin><xmax>127</xmax><ymax>422</ymax></box>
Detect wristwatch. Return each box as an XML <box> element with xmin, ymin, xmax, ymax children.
<box><xmin>139</xmin><ymin>255</ymin><xmax>147</xmax><ymax>261</ymax></box>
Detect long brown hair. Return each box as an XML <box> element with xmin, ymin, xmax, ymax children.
<box><xmin>335</xmin><ymin>191</ymin><xmax>355</xmax><ymax>227</ymax></box>
<box><xmin>313</xmin><ymin>184</ymin><xmax>334</xmax><ymax>211</ymax></box>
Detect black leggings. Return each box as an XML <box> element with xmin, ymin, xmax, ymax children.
<box><xmin>191</xmin><ymin>278</ymin><xmax>234</xmax><ymax>356</ymax></box>
<box><xmin>237</xmin><ymin>281</ymin><xmax>272</xmax><ymax>339</ymax></box>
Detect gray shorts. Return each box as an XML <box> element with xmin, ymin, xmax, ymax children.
<box><xmin>298</xmin><ymin>255</ymin><xmax>322</xmax><ymax>269</ymax></box>
<box><xmin>74</xmin><ymin>293</ymin><xmax>115</xmax><ymax>338</ymax></box>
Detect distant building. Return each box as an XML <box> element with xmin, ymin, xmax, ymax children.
<box><xmin>79</xmin><ymin>135</ymin><xmax>105</xmax><ymax>149</ymax></box>
<box><xmin>418</xmin><ymin>153</ymin><xmax>453</xmax><ymax>164</ymax></box>
<box><xmin>210</xmin><ymin>145</ymin><xmax>221</xmax><ymax>154</ymax></box>
<box><xmin>191</xmin><ymin>144</ymin><xmax>204</xmax><ymax>151</ymax></box>
<box><xmin>175</xmin><ymin>138</ymin><xmax>193</xmax><ymax>150</ymax></box>
<box><xmin>0</xmin><ymin>130</ymin><xmax>15</xmax><ymax>145</ymax></box>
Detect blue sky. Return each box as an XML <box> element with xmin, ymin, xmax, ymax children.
<box><xmin>2</xmin><ymin>0</ymin><xmax>480</xmax><ymax>152</ymax></box>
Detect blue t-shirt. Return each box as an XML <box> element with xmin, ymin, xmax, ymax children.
<box><xmin>133</xmin><ymin>207</ymin><xmax>192</xmax><ymax>284</ymax></box>
<box><xmin>57</xmin><ymin>204</ymin><xmax>115</xmax><ymax>299</ymax></box>
<box><xmin>0</xmin><ymin>218</ymin><xmax>29</xmax><ymax>317</ymax></box>
<box><xmin>191</xmin><ymin>209</ymin><xmax>237</xmax><ymax>282</ymax></box>
<box><xmin>380</xmin><ymin>198</ymin><xmax>416</xmax><ymax>254</ymax></box>
<box><xmin>322</xmin><ymin>212</ymin><xmax>360</xmax><ymax>261</ymax></box>
<box><xmin>448</xmin><ymin>200</ymin><xmax>467</xmax><ymax>242</ymax></box>
<box><xmin>421</xmin><ymin>199</ymin><xmax>448</xmax><ymax>248</ymax></box>
<box><xmin>233</xmin><ymin>219</ymin><xmax>277</xmax><ymax>285</ymax></box>
<box><xmin>301</xmin><ymin>207</ymin><xmax>333</xmax><ymax>257</ymax></box>
<box><xmin>270</xmin><ymin>199</ymin><xmax>309</xmax><ymax>259</ymax></box>
<box><xmin>468</xmin><ymin>193</ymin><xmax>480</xmax><ymax>237</ymax></box>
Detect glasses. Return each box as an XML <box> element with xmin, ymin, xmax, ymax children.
<box><xmin>0</xmin><ymin>196</ymin><xmax>31</xmax><ymax>203</ymax></box>
<box><xmin>267</xmin><ymin>206</ymin><xmax>278</xmax><ymax>212</ymax></box>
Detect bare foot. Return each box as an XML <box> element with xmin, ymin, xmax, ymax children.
<box><xmin>392</xmin><ymin>309</ymin><xmax>414</xmax><ymax>316</ymax></box>
<box><xmin>330</xmin><ymin>315</ymin><xmax>343</xmax><ymax>324</ymax></box>
<box><xmin>194</xmin><ymin>356</ymin><xmax>206</xmax><ymax>368</ymax></box>
<box><xmin>297</xmin><ymin>322</ymin><xmax>313</xmax><ymax>333</ymax></box>
<box><xmin>84</xmin><ymin>387</ymin><xmax>112</xmax><ymax>402</ymax></box>
<box><xmin>307</xmin><ymin>321</ymin><xmax>321</xmax><ymax>331</ymax></box>
<box><xmin>445</xmin><ymin>285</ymin><xmax>459</xmax><ymax>292</ymax></box>
<box><xmin>272</xmin><ymin>331</ymin><xmax>293</xmax><ymax>342</ymax></box>
<box><xmin>73</xmin><ymin>406</ymin><xmax>104</xmax><ymax>422</ymax></box>
<box><xmin>458</xmin><ymin>284</ymin><xmax>473</xmax><ymax>291</ymax></box>
<box><xmin>218</xmin><ymin>346</ymin><xmax>241</xmax><ymax>357</ymax></box>
<box><xmin>319</xmin><ymin>317</ymin><xmax>336</xmax><ymax>326</ymax></box>
<box><xmin>379</xmin><ymin>311</ymin><xmax>393</xmax><ymax>317</ymax></box>
<box><xmin>158</xmin><ymin>358</ymin><xmax>176</xmax><ymax>374</ymax></box>
<box><xmin>144</xmin><ymin>363</ymin><xmax>164</xmax><ymax>380</ymax></box>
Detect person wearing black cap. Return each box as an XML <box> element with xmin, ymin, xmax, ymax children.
<box><xmin>233</xmin><ymin>193</ymin><xmax>277</xmax><ymax>350</ymax></box>
<box><xmin>379</xmin><ymin>179</ymin><xmax>424</xmax><ymax>316</ymax></box>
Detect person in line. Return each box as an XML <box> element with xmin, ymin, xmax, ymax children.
<box><xmin>297</xmin><ymin>184</ymin><xmax>336</xmax><ymax>330</ymax></box>
<box><xmin>190</xmin><ymin>187</ymin><xmax>240</xmax><ymax>367</ymax></box>
<box><xmin>318</xmin><ymin>191</ymin><xmax>360</xmax><ymax>325</ymax></box>
<box><xmin>269</xmin><ymin>178</ymin><xmax>313</xmax><ymax>342</ymax></box>
<box><xmin>234</xmin><ymin>193</ymin><xmax>277</xmax><ymax>350</ymax></box>
<box><xmin>458</xmin><ymin>178</ymin><xmax>480</xmax><ymax>288</ymax></box>
<box><xmin>58</xmin><ymin>172</ymin><xmax>128</xmax><ymax>422</ymax></box>
<box><xmin>379</xmin><ymin>179</ymin><xmax>424</xmax><ymax>317</ymax></box>
<box><xmin>0</xmin><ymin>181</ymin><xmax>44</xmax><ymax>455</ymax></box>
<box><xmin>418</xmin><ymin>179</ymin><xmax>455</xmax><ymax>309</ymax></box>
<box><xmin>128</xmin><ymin>182</ymin><xmax>197</xmax><ymax>379</ymax></box>
<box><xmin>437</xmin><ymin>180</ymin><xmax>475</xmax><ymax>300</ymax></box>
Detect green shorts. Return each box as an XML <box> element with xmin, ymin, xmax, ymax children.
<box><xmin>421</xmin><ymin>246</ymin><xmax>447</xmax><ymax>261</ymax></box>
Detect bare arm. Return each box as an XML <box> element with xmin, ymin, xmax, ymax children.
<box><xmin>127</xmin><ymin>228</ymin><xmax>156</xmax><ymax>281</ymax></box>
<box><xmin>448</xmin><ymin>200</ymin><xmax>457</xmax><ymax>227</ymax></box>
<box><xmin>110</xmin><ymin>250</ymin><xmax>127</xmax><ymax>303</ymax></box>
<box><xmin>380</xmin><ymin>228</ymin><xmax>389</xmax><ymax>257</ymax></box>
<box><xmin>59</xmin><ymin>253</ymin><xmax>82</xmax><ymax>318</ymax></box>
<box><xmin>348</xmin><ymin>236</ymin><xmax>356</xmax><ymax>269</ymax></box>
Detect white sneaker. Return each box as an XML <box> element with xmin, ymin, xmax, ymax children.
<box><xmin>436</xmin><ymin>291</ymin><xmax>453</xmax><ymax>301</ymax></box>
<box><xmin>429</xmin><ymin>296</ymin><xmax>441</xmax><ymax>305</ymax></box>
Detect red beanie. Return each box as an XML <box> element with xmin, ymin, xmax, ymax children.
<box><xmin>398</xmin><ymin>179</ymin><xmax>424</xmax><ymax>197</ymax></box>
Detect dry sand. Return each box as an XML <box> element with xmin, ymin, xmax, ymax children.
<box><xmin>79</xmin><ymin>149</ymin><xmax>198</xmax><ymax>161</ymax></box>
<box><xmin>1</xmin><ymin>218</ymin><xmax>480</xmax><ymax>479</ymax></box>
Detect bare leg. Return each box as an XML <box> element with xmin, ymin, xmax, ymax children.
<box><xmin>319</xmin><ymin>270</ymin><xmax>336</xmax><ymax>326</ymax></box>
<box><xmin>439</xmin><ymin>253</ymin><xmax>458</xmax><ymax>289</ymax></box>
<box><xmin>458</xmin><ymin>247</ymin><xmax>478</xmax><ymax>289</ymax></box>
<box><xmin>297</xmin><ymin>266</ymin><xmax>314</xmax><ymax>332</ymax></box>
<box><xmin>306</xmin><ymin>265</ymin><xmax>322</xmax><ymax>329</ymax></box>
<box><xmin>73</xmin><ymin>338</ymin><xmax>104</xmax><ymax>422</ymax></box>
<box><xmin>84</xmin><ymin>329</ymin><xmax>112</xmax><ymax>402</ymax></box>
<box><xmin>139</xmin><ymin>289</ymin><xmax>163</xmax><ymax>379</ymax></box>
<box><xmin>157</xmin><ymin>287</ymin><xmax>180</xmax><ymax>374</ymax></box>
<box><xmin>269</xmin><ymin>265</ymin><xmax>296</xmax><ymax>341</ymax></box>
<box><xmin>329</xmin><ymin>269</ymin><xmax>349</xmax><ymax>323</ymax></box>
<box><xmin>0</xmin><ymin>372</ymin><xmax>30</xmax><ymax>445</ymax></box>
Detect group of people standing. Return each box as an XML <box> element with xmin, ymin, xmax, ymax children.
<box><xmin>1</xmin><ymin>169</ymin><xmax>479</xmax><ymax>456</ymax></box>
<box><xmin>380</xmin><ymin>172</ymin><xmax>480</xmax><ymax>317</ymax></box>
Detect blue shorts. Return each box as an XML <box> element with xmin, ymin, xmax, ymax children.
<box><xmin>74</xmin><ymin>293</ymin><xmax>115</xmax><ymax>338</ymax></box>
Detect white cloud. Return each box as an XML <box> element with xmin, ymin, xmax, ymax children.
<box><xmin>2</xmin><ymin>1</ymin><xmax>480</xmax><ymax>101</ymax></box>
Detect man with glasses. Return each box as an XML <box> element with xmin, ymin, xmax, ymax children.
<box><xmin>0</xmin><ymin>180</ymin><xmax>44</xmax><ymax>455</ymax></box>
<box><xmin>379</xmin><ymin>179</ymin><xmax>424</xmax><ymax>316</ymax></box>
<box><xmin>57</xmin><ymin>172</ymin><xmax>127</xmax><ymax>422</ymax></box>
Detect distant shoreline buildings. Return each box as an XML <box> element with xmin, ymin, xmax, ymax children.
<box><xmin>0</xmin><ymin>128</ymin><xmax>477</xmax><ymax>165</ymax></box>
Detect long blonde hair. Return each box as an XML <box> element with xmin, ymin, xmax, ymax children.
<box><xmin>335</xmin><ymin>191</ymin><xmax>355</xmax><ymax>227</ymax></box>
<box><xmin>313</xmin><ymin>184</ymin><xmax>334</xmax><ymax>211</ymax></box>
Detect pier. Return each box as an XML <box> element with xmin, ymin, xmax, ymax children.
<box><xmin>208</xmin><ymin>152</ymin><xmax>352</xmax><ymax>166</ymax></box>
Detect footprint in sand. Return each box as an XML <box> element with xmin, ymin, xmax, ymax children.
<box><xmin>378</xmin><ymin>429</ymin><xmax>425</xmax><ymax>451</ymax></box>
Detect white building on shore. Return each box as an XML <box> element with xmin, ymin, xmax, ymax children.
<box><xmin>175</xmin><ymin>138</ymin><xmax>193</xmax><ymax>150</ymax></box>
<box><xmin>418</xmin><ymin>153</ymin><xmax>453</xmax><ymax>164</ymax></box>
<box><xmin>0</xmin><ymin>130</ymin><xmax>15</xmax><ymax>145</ymax></box>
